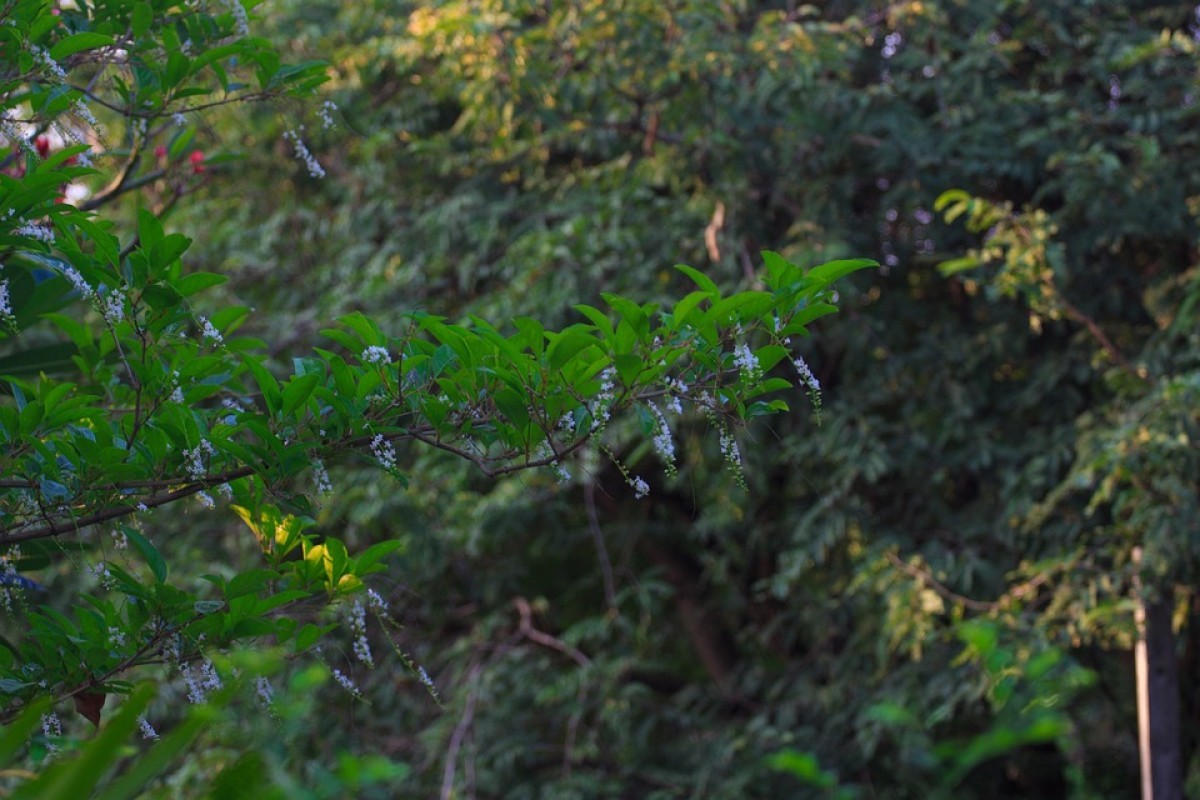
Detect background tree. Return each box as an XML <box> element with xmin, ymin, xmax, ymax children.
<box><xmin>167</xmin><ymin>1</ymin><xmax>1199</xmax><ymax>796</ymax></box>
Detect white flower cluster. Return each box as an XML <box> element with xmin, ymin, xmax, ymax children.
<box><xmin>72</xmin><ymin>99</ymin><xmax>98</xmax><ymax>129</ymax></box>
<box><xmin>30</xmin><ymin>45</ymin><xmax>67</xmax><ymax>82</ymax></box>
<box><xmin>312</xmin><ymin>459</ymin><xmax>333</xmax><ymax>494</ymax></box>
<box><xmin>100</xmin><ymin>289</ymin><xmax>124</xmax><ymax>326</ymax></box>
<box><xmin>534</xmin><ymin>441</ymin><xmax>571</xmax><ymax>484</ymax></box>
<box><xmin>110</xmin><ymin>527</ymin><xmax>127</xmax><ymax>550</ymax></box>
<box><xmin>367</xmin><ymin>588</ymin><xmax>388</xmax><ymax>614</ymax></box>
<box><xmin>183</xmin><ymin>659</ymin><xmax>223</xmax><ymax>704</ymax></box>
<box><xmin>41</xmin><ymin>712</ymin><xmax>62</xmax><ymax>752</ymax></box>
<box><xmin>0</xmin><ymin>546</ymin><xmax>22</xmax><ymax>612</ymax></box>
<box><xmin>320</xmin><ymin>100</ymin><xmax>338</xmax><ymax>129</ymax></box>
<box><xmin>628</xmin><ymin>474</ymin><xmax>650</xmax><ymax>499</ymax></box>
<box><xmin>371</xmin><ymin>434</ymin><xmax>397</xmax><ymax>471</ymax></box>
<box><xmin>183</xmin><ymin>439</ymin><xmax>215</xmax><ymax>480</ymax></box>
<box><xmin>0</xmin><ymin>279</ymin><xmax>11</xmax><ymax>318</ymax></box>
<box><xmin>331</xmin><ymin>668</ymin><xmax>361</xmax><ymax>697</ymax></box>
<box><xmin>137</xmin><ymin>715</ymin><xmax>160</xmax><ymax>740</ymax></box>
<box><xmin>173</xmin><ymin>112</ymin><xmax>187</xmax><ymax>127</ymax></box>
<box><xmin>221</xmin><ymin>0</ymin><xmax>250</xmax><ymax>37</ymax></box>
<box><xmin>198</xmin><ymin>315</ymin><xmax>223</xmax><ymax>344</ymax></box>
<box><xmin>588</xmin><ymin>367</ymin><xmax>616</xmax><ymax>426</ymax></box>
<box><xmin>349</xmin><ymin>600</ymin><xmax>373</xmax><ymax>667</ymax></box>
<box><xmin>719</xmin><ymin>429</ymin><xmax>741</xmax><ymax>468</ymax></box>
<box><xmin>283</xmin><ymin>128</ymin><xmax>325</xmax><ymax>179</ymax></box>
<box><xmin>665</xmin><ymin>378</ymin><xmax>687</xmax><ymax>414</ymax></box>
<box><xmin>163</xmin><ymin>634</ymin><xmax>183</xmax><ymax>667</ymax></box>
<box><xmin>361</xmin><ymin>345</ymin><xmax>391</xmax><ymax>365</ymax></box>
<box><xmin>418</xmin><ymin>666</ymin><xmax>436</xmax><ymax>693</ymax></box>
<box><xmin>732</xmin><ymin>343</ymin><xmax>760</xmax><ymax>378</ymax></box>
<box><xmin>254</xmin><ymin>676</ymin><xmax>274</xmax><ymax>708</ymax></box>
<box><xmin>58</xmin><ymin>264</ymin><xmax>94</xmax><ymax>301</ymax></box>
<box><xmin>649</xmin><ymin>403</ymin><xmax>676</xmax><ymax>474</ymax></box>
<box><xmin>196</xmin><ymin>490</ymin><xmax>215</xmax><ymax>509</ymax></box>
<box><xmin>108</xmin><ymin>626</ymin><xmax>126</xmax><ymax>649</ymax></box>
<box><xmin>15</xmin><ymin>221</ymin><xmax>55</xmax><ymax>244</ymax></box>
<box><xmin>90</xmin><ymin>561</ymin><xmax>114</xmax><ymax>590</ymax></box>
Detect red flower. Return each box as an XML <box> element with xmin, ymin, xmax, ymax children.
<box><xmin>35</xmin><ymin>135</ymin><xmax>50</xmax><ymax>158</ymax></box>
<box><xmin>154</xmin><ymin>145</ymin><xmax>167</xmax><ymax>160</ymax></box>
<box><xmin>189</xmin><ymin>150</ymin><xmax>205</xmax><ymax>174</ymax></box>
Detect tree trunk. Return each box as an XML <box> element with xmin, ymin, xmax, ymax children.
<box><xmin>1135</xmin><ymin>557</ymin><xmax>1183</xmax><ymax>800</ymax></box>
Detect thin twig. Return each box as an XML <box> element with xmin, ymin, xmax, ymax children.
<box><xmin>583</xmin><ymin>480</ymin><xmax>617</xmax><ymax>612</ymax></box>
<box><xmin>441</xmin><ymin>662</ymin><xmax>483</xmax><ymax>800</ymax></box>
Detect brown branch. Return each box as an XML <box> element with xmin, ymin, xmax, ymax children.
<box><xmin>885</xmin><ymin>550</ymin><xmax>998</xmax><ymax>612</ymax></box>
<box><xmin>885</xmin><ymin>550</ymin><xmax>1057</xmax><ymax>613</ymax></box>
<box><xmin>1058</xmin><ymin>295</ymin><xmax>1150</xmax><ymax>383</ymax></box>
<box><xmin>513</xmin><ymin>597</ymin><xmax>591</xmax><ymax>668</ymax></box>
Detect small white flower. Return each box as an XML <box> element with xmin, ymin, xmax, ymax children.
<box><xmin>0</xmin><ymin>278</ymin><xmax>14</xmax><ymax>330</ymax></box>
<box><xmin>110</xmin><ymin>528</ymin><xmax>128</xmax><ymax>550</ymax></box>
<box><xmin>319</xmin><ymin>100</ymin><xmax>338</xmax><ymax>129</ymax></box>
<box><xmin>101</xmin><ymin>289</ymin><xmax>125</xmax><ymax>326</ymax></box>
<box><xmin>331</xmin><ymin>668</ymin><xmax>361</xmax><ymax>697</ymax></box>
<box><xmin>90</xmin><ymin>561</ymin><xmax>114</xmax><ymax>589</ymax></box>
<box><xmin>361</xmin><ymin>345</ymin><xmax>391</xmax><ymax>366</ymax></box>
<box><xmin>137</xmin><ymin>715</ymin><xmax>160</xmax><ymax>740</ymax></box>
<box><xmin>30</xmin><ymin>45</ymin><xmax>67</xmax><ymax>81</ymax></box>
<box><xmin>649</xmin><ymin>404</ymin><xmax>676</xmax><ymax>474</ymax></box>
<box><xmin>792</xmin><ymin>356</ymin><xmax>821</xmax><ymax>394</ymax></box>
<box><xmin>370</xmin><ymin>434</ymin><xmax>397</xmax><ymax>471</ymax></box>
<box><xmin>732</xmin><ymin>343</ymin><xmax>760</xmax><ymax>377</ymax></box>
<box><xmin>312</xmin><ymin>459</ymin><xmax>333</xmax><ymax>494</ymax></box>
<box><xmin>348</xmin><ymin>600</ymin><xmax>373</xmax><ymax>667</ymax></box>
<box><xmin>629</xmin><ymin>475</ymin><xmax>650</xmax><ymax>499</ymax></box>
<box><xmin>108</xmin><ymin>626</ymin><xmax>127</xmax><ymax>648</ymax></box>
<box><xmin>254</xmin><ymin>676</ymin><xmax>274</xmax><ymax>707</ymax></box>
<box><xmin>283</xmin><ymin>128</ymin><xmax>325</xmax><ymax>179</ymax></box>
<box><xmin>220</xmin><ymin>0</ymin><xmax>250</xmax><ymax>37</ymax></box>
<box><xmin>195</xmin><ymin>491</ymin><xmax>215</xmax><ymax>509</ymax></box>
<box><xmin>41</xmin><ymin>712</ymin><xmax>62</xmax><ymax>751</ymax></box>
<box><xmin>172</xmin><ymin>112</ymin><xmax>187</xmax><ymax>127</ymax></box>
<box><xmin>366</xmin><ymin>588</ymin><xmax>388</xmax><ymax>613</ymax></box>
<box><xmin>198</xmin><ymin>316</ymin><xmax>223</xmax><ymax>344</ymax></box>
<box><xmin>72</xmin><ymin>99</ymin><xmax>98</xmax><ymax>129</ymax></box>
<box><xmin>15</xmin><ymin>221</ymin><xmax>56</xmax><ymax>245</ymax></box>
<box><xmin>183</xmin><ymin>439</ymin><xmax>215</xmax><ymax>480</ymax></box>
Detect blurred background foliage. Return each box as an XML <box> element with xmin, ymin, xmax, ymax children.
<box><xmin>98</xmin><ymin>0</ymin><xmax>1200</xmax><ymax>796</ymax></box>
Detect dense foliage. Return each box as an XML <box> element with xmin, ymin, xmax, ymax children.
<box><xmin>2</xmin><ymin>0</ymin><xmax>1199</xmax><ymax>797</ymax></box>
<box><xmin>0</xmin><ymin>0</ymin><xmax>873</xmax><ymax>795</ymax></box>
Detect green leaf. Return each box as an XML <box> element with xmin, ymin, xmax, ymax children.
<box><xmin>674</xmin><ymin>263</ymin><xmax>720</xmax><ymax>296</ymax></box>
<box><xmin>243</xmin><ymin>357</ymin><xmax>280</xmax><ymax>417</ymax></box>
<box><xmin>130</xmin><ymin>2</ymin><xmax>153</xmax><ymax>37</ymax></box>
<box><xmin>176</xmin><ymin>272</ymin><xmax>228</xmax><ymax>297</ymax></box>
<box><xmin>281</xmin><ymin>373</ymin><xmax>320</xmax><ymax>417</ymax></box>
<box><xmin>136</xmin><ymin>209</ymin><xmax>164</xmax><ymax>253</ymax></box>
<box><xmin>49</xmin><ymin>32</ymin><xmax>115</xmax><ymax>61</ymax></box>
<box><xmin>92</xmin><ymin>692</ymin><xmax>213</xmax><ymax>800</ymax></box>
<box><xmin>493</xmin><ymin>387</ymin><xmax>529</xmax><ymax>430</ymax></box>
<box><xmin>12</xmin><ymin>684</ymin><xmax>153</xmax><ymax>800</ymax></box>
<box><xmin>0</xmin><ymin>696</ymin><xmax>50</xmax><ymax>764</ymax></box>
<box><xmin>125</xmin><ymin>529</ymin><xmax>167</xmax><ymax>583</ymax></box>
<box><xmin>805</xmin><ymin>259</ymin><xmax>878</xmax><ymax>287</ymax></box>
